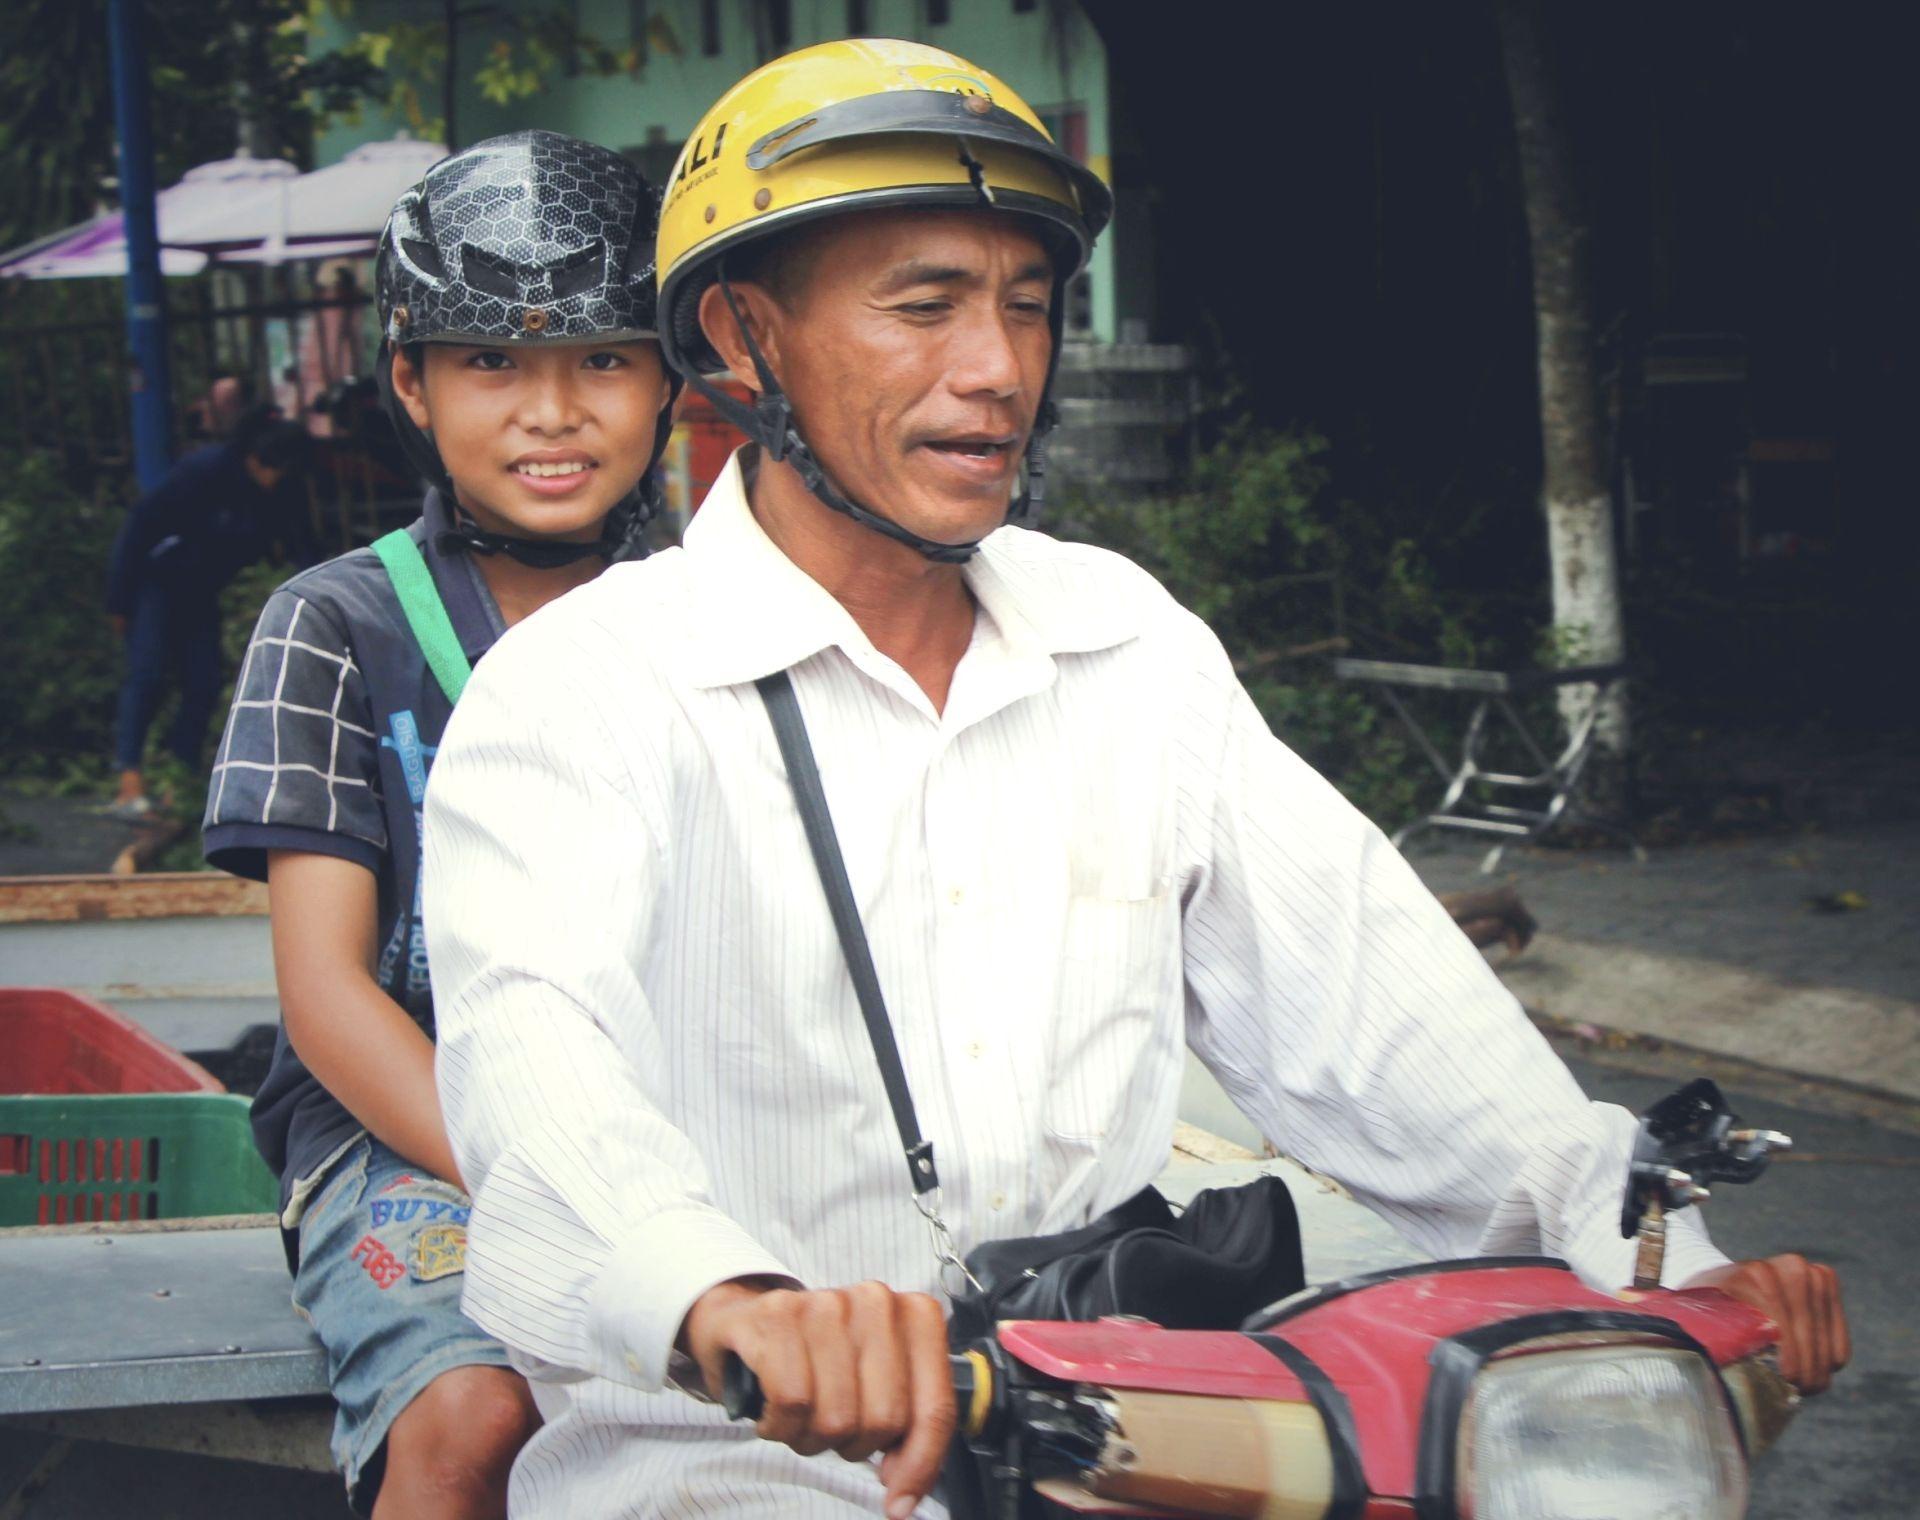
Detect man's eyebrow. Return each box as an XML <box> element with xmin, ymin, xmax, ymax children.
<box><xmin>872</xmin><ymin>258</ymin><xmax>1056</xmax><ymax>296</ymax></box>
<box><xmin>872</xmin><ymin>261</ymin><xmax>973</xmax><ymax>295</ymax></box>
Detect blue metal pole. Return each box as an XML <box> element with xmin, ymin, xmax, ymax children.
<box><xmin>107</xmin><ymin>0</ymin><xmax>173</xmax><ymax>491</ymax></box>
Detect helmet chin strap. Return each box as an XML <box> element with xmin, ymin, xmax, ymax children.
<box><xmin>436</xmin><ymin>516</ymin><xmax>616</xmax><ymax>568</ymax></box>
<box><xmin>695</xmin><ymin>265</ymin><xmax>1061</xmax><ymax>566</ymax></box>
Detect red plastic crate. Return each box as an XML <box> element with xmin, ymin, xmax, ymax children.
<box><xmin>0</xmin><ymin>988</ymin><xmax>223</xmax><ymax>1096</ymax></box>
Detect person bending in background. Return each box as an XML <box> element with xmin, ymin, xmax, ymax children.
<box><xmin>104</xmin><ymin>405</ymin><xmax>312</xmax><ymax>818</ymax></box>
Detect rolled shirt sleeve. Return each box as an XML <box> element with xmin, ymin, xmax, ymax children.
<box><xmin>423</xmin><ymin>620</ymin><xmax>796</xmax><ymax>1390</ymax></box>
<box><xmin>1180</xmin><ymin>663</ymin><xmax>1730</xmax><ymax>1292</ymax></box>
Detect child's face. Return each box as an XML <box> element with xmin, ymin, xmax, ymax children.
<box><xmin>391</xmin><ymin>341</ymin><xmax>670</xmax><ymax>541</ymax></box>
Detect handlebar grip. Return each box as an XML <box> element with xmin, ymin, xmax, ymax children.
<box><xmin>721</xmin><ymin>1353</ymin><xmax>765</xmax><ymax>1422</ymax></box>
<box><xmin>721</xmin><ymin>1349</ymin><xmax>983</xmax><ymax>1431</ymax></box>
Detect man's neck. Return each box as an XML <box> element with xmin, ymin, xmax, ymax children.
<box><xmin>748</xmin><ymin>457</ymin><xmax>976</xmax><ymax>714</ymax></box>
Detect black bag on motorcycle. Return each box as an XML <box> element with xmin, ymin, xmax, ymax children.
<box><xmin>948</xmin><ymin>1175</ymin><xmax>1304</xmax><ymax>1343</ymax></box>
<box><xmin>757</xmin><ymin>672</ymin><xmax>1307</xmax><ymax>1348</ymax></box>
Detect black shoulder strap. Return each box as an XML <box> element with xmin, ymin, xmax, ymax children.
<box><xmin>755</xmin><ymin>670</ymin><xmax>939</xmax><ymax>1198</ymax></box>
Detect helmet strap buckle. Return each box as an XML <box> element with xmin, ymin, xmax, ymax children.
<box><xmin>756</xmin><ymin>391</ymin><xmax>796</xmax><ymax>463</ymax></box>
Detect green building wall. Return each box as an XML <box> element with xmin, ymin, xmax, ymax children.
<box><xmin>316</xmin><ymin>0</ymin><xmax>1118</xmax><ymax>341</ymax></box>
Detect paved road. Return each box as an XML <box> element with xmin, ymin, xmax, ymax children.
<box><xmin>1412</xmin><ymin>821</ymin><xmax>1920</xmax><ymax>1006</ymax></box>
<box><xmin>1564</xmin><ymin>1046</ymin><xmax>1919</xmax><ymax>1520</ymax></box>
<box><xmin>3</xmin><ymin>1041</ymin><xmax>1911</xmax><ymax>1517</ymax></box>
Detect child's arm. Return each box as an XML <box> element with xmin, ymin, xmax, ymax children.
<box><xmin>267</xmin><ymin>848</ymin><xmax>465</xmax><ymax>1188</ymax></box>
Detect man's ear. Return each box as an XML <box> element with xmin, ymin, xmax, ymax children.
<box><xmin>696</xmin><ymin>281</ymin><xmax>784</xmax><ymax>394</ymax></box>
<box><xmin>389</xmin><ymin>346</ymin><xmax>432</xmax><ymax>431</ymax></box>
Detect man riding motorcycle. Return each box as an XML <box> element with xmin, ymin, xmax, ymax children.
<box><xmin>420</xmin><ymin>39</ymin><xmax>1847</xmax><ymax>1520</ymax></box>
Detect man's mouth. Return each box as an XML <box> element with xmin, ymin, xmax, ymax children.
<box><xmin>923</xmin><ymin>435</ymin><xmax>1017</xmax><ymax>462</ymax></box>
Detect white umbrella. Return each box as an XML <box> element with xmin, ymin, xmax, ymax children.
<box><xmin>0</xmin><ymin>154</ymin><xmax>300</xmax><ymax>280</ymax></box>
<box><xmin>166</xmin><ymin>136</ymin><xmax>447</xmax><ymax>258</ymax></box>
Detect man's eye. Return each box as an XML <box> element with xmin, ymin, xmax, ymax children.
<box><xmin>1010</xmin><ymin>299</ymin><xmax>1050</xmax><ymax>318</ymax></box>
<box><xmin>467</xmin><ymin>351</ymin><xmax>513</xmax><ymax>371</ymax></box>
<box><xmin>903</xmin><ymin>301</ymin><xmax>952</xmax><ymax>316</ymax></box>
<box><xmin>582</xmin><ymin>351</ymin><xmax>628</xmax><ymax>371</ymax></box>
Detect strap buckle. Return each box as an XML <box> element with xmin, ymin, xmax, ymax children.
<box><xmin>914</xmin><ymin>1186</ymin><xmax>983</xmax><ymax>1300</ymax></box>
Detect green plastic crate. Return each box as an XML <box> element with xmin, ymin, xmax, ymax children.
<box><xmin>0</xmin><ymin>1093</ymin><xmax>277</xmax><ymax>1227</ymax></box>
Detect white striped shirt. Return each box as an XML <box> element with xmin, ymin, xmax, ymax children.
<box><xmin>423</xmin><ymin>452</ymin><xmax>1726</xmax><ymax>1518</ymax></box>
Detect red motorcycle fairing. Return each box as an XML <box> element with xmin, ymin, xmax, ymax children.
<box><xmin>998</xmin><ymin>1256</ymin><xmax>1775</xmax><ymax>1512</ymax></box>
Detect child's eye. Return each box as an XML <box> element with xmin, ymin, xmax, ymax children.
<box><xmin>466</xmin><ymin>350</ymin><xmax>513</xmax><ymax>371</ymax></box>
<box><xmin>581</xmin><ymin>351</ymin><xmax>629</xmax><ymax>371</ymax></box>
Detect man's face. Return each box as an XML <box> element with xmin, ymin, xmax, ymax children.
<box><xmin>749</xmin><ymin>210</ymin><xmax>1056</xmax><ymax>548</ymax></box>
<box><xmin>391</xmin><ymin>340</ymin><xmax>669</xmax><ymax>540</ymax></box>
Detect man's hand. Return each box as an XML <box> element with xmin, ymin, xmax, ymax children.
<box><xmin>1685</xmin><ymin>1255</ymin><xmax>1850</xmax><ymax>1393</ymax></box>
<box><xmin>682</xmin><ymin>1277</ymin><xmax>955</xmax><ymax>1519</ymax></box>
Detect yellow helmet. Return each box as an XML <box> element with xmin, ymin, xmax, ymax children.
<box><xmin>657</xmin><ymin>37</ymin><xmax>1112</xmax><ymax>375</ymax></box>
<box><xmin>655</xmin><ymin>39</ymin><xmax>1113</xmax><ymax>562</ymax></box>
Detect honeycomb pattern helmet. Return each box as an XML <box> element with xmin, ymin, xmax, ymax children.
<box><xmin>373</xmin><ymin>130</ymin><xmax>680</xmax><ymax>562</ymax></box>
<box><xmin>377</xmin><ymin>129</ymin><xmax>662</xmax><ymax>347</ymax></box>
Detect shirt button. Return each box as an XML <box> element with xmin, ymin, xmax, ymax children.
<box><xmin>967</xmin><ymin>1041</ymin><xmax>984</xmax><ymax>1059</ymax></box>
<box><xmin>989</xmin><ymin>1191</ymin><xmax>1006</xmax><ymax>1211</ymax></box>
<box><xmin>948</xmin><ymin>886</ymin><xmax>965</xmax><ymax>906</ymax></box>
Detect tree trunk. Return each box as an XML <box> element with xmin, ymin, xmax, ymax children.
<box><xmin>1495</xmin><ymin>0</ymin><xmax>1630</xmax><ymax>796</ymax></box>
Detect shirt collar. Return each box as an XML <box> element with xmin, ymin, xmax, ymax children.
<box><xmin>679</xmin><ymin>449</ymin><xmax>1145</xmax><ymax>690</ymax></box>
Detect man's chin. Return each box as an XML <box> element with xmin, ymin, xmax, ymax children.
<box><xmin>892</xmin><ymin>494</ymin><xmax>1014</xmax><ymax>551</ymax></box>
<box><xmin>885</xmin><ymin>470</ymin><xmax>1019</xmax><ymax>547</ymax></box>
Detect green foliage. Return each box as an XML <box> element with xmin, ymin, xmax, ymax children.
<box><xmin>1062</xmin><ymin>422</ymin><xmax>1501</xmax><ymax>830</ymax></box>
<box><xmin>320</xmin><ymin>2</ymin><xmax>655</xmax><ymax>143</ymax></box>
<box><xmin>0</xmin><ymin>0</ymin><xmax>373</xmax><ymax>251</ymax></box>
<box><xmin>0</xmin><ymin>0</ymin><xmax>630</xmax><ymax>254</ymax></box>
<box><xmin>0</xmin><ymin>453</ymin><xmax>126</xmax><ymax>783</ymax></box>
<box><xmin>0</xmin><ymin>453</ymin><xmax>287</xmax><ymax>847</ymax></box>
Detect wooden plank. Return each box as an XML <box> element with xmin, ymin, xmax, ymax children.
<box><xmin>0</xmin><ymin>874</ymin><xmax>267</xmax><ymax>925</ymax></box>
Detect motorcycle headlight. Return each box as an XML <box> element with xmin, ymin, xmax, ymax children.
<box><xmin>1456</xmin><ymin>1346</ymin><xmax>1749</xmax><ymax>1520</ymax></box>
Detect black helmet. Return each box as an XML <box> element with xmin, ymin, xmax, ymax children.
<box><xmin>374</xmin><ymin>129</ymin><xmax>681</xmax><ymax>565</ymax></box>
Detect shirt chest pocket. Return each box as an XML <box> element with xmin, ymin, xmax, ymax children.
<box><xmin>1043</xmin><ymin>889</ymin><xmax>1183</xmax><ymax>1141</ymax></box>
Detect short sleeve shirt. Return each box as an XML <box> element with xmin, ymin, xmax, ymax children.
<box><xmin>203</xmin><ymin>490</ymin><xmax>505</xmax><ymax>1204</ymax></box>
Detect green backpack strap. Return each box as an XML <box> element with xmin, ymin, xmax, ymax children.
<box><xmin>372</xmin><ymin>529</ymin><xmax>473</xmax><ymax>706</ymax></box>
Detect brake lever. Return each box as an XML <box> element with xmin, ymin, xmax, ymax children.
<box><xmin>721</xmin><ymin>1353</ymin><xmax>764</xmax><ymax>1422</ymax></box>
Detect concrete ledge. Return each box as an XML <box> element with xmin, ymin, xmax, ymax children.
<box><xmin>0</xmin><ymin>874</ymin><xmax>266</xmax><ymax>925</ymax></box>
<box><xmin>1498</xmin><ymin>932</ymin><xmax>1920</xmax><ymax>1106</ymax></box>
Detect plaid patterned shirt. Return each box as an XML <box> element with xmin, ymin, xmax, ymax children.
<box><xmin>204</xmin><ymin>490</ymin><xmax>504</xmax><ymax>1208</ymax></box>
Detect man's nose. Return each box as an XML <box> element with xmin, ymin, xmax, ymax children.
<box><xmin>948</xmin><ymin>306</ymin><xmax>1030</xmax><ymax>402</ymax></box>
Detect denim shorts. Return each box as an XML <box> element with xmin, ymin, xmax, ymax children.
<box><xmin>292</xmin><ymin>1133</ymin><xmax>514</xmax><ymax>1514</ymax></box>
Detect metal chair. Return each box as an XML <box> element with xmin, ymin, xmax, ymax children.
<box><xmin>1334</xmin><ymin>657</ymin><xmax>1643</xmax><ymax>872</ymax></box>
